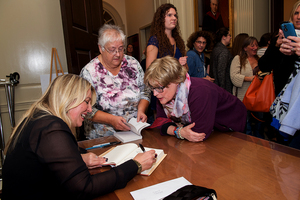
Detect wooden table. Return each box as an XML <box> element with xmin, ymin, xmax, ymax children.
<box><xmin>78</xmin><ymin>128</ymin><xmax>300</xmax><ymax>200</ymax></box>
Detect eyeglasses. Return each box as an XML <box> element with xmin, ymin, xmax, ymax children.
<box><xmin>149</xmin><ymin>85</ymin><xmax>165</xmax><ymax>93</ymax></box>
<box><xmin>195</xmin><ymin>41</ymin><xmax>207</xmax><ymax>45</ymax></box>
<box><xmin>103</xmin><ymin>46</ymin><xmax>124</xmax><ymax>55</ymax></box>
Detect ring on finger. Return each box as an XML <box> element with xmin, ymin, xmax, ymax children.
<box><xmin>292</xmin><ymin>47</ymin><xmax>295</xmax><ymax>52</ymax></box>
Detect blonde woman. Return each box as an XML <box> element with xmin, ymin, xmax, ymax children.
<box><xmin>3</xmin><ymin>74</ymin><xmax>156</xmax><ymax>199</ymax></box>
<box><xmin>145</xmin><ymin>56</ymin><xmax>246</xmax><ymax>142</ymax></box>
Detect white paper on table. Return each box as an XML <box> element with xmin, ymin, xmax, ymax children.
<box><xmin>130</xmin><ymin>177</ymin><xmax>192</xmax><ymax>200</ymax></box>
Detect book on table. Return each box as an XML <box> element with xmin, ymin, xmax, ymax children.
<box><xmin>100</xmin><ymin>143</ymin><xmax>166</xmax><ymax>176</ymax></box>
<box><xmin>114</xmin><ymin>118</ymin><xmax>150</xmax><ymax>143</ymax></box>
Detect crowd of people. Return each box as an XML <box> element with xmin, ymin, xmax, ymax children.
<box><xmin>3</xmin><ymin>1</ymin><xmax>300</xmax><ymax>199</ymax></box>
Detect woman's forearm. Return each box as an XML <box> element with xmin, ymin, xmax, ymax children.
<box><xmin>138</xmin><ymin>99</ymin><xmax>150</xmax><ymax>114</ymax></box>
<box><xmin>91</xmin><ymin>110</ymin><xmax>114</xmax><ymax>124</ymax></box>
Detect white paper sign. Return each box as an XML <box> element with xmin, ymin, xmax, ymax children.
<box><xmin>130</xmin><ymin>177</ymin><xmax>192</xmax><ymax>200</ymax></box>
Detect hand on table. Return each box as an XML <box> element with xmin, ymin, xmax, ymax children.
<box><xmin>180</xmin><ymin>123</ymin><xmax>206</xmax><ymax>142</ymax></box>
<box><xmin>81</xmin><ymin>152</ymin><xmax>107</xmax><ymax>169</ymax></box>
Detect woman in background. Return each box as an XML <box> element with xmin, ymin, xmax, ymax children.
<box><xmin>146</xmin><ymin>3</ymin><xmax>187</xmax><ymax>121</ymax></box>
<box><xmin>186</xmin><ymin>30</ymin><xmax>214</xmax><ymax>82</ymax></box>
<box><xmin>230</xmin><ymin>36</ymin><xmax>264</xmax><ymax>138</ymax></box>
<box><xmin>257</xmin><ymin>32</ymin><xmax>272</xmax><ymax>57</ymax></box>
<box><xmin>3</xmin><ymin>74</ymin><xmax>156</xmax><ymax>199</ymax></box>
<box><xmin>209</xmin><ymin>27</ymin><xmax>233</xmax><ymax>92</ymax></box>
<box><xmin>231</xmin><ymin>33</ymin><xmax>249</xmax><ymax>58</ymax></box>
<box><xmin>146</xmin><ymin>3</ymin><xmax>187</xmax><ymax>68</ymax></box>
<box><xmin>126</xmin><ymin>43</ymin><xmax>134</xmax><ymax>56</ymax></box>
<box><xmin>258</xmin><ymin>1</ymin><xmax>300</xmax><ymax>144</ymax></box>
<box><xmin>230</xmin><ymin>36</ymin><xmax>258</xmax><ymax>100</ymax></box>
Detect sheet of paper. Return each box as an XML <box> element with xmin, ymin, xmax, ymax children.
<box><xmin>130</xmin><ymin>177</ymin><xmax>192</xmax><ymax>200</ymax></box>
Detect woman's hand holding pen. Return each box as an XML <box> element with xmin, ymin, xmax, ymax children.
<box><xmin>180</xmin><ymin>123</ymin><xmax>206</xmax><ymax>142</ymax></box>
<box><xmin>133</xmin><ymin>150</ymin><xmax>156</xmax><ymax>172</ymax></box>
<box><xmin>81</xmin><ymin>152</ymin><xmax>107</xmax><ymax>169</ymax></box>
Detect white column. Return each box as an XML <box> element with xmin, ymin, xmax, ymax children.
<box><xmin>234</xmin><ymin>0</ymin><xmax>254</xmax><ymax>37</ymax></box>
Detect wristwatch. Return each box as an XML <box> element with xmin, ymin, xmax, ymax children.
<box><xmin>133</xmin><ymin>160</ymin><xmax>142</xmax><ymax>174</ymax></box>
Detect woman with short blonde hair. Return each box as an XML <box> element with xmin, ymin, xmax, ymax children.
<box><xmin>145</xmin><ymin>56</ymin><xmax>246</xmax><ymax>142</ymax></box>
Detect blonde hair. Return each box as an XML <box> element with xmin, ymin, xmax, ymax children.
<box><xmin>4</xmin><ymin>74</ymin><xmax>96</xmax><ymax>154</ymax></box>
<box><xmin>144</xmin><ymin>56</ymin><xmax>187</xmax><ymax>87</ymax></box>
<box><xmin>289</xmin><ymin>1</ymin><xmax>300</xmax><ymax>23</ymax></box>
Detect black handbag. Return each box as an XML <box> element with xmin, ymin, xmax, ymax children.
<box><xmin>163</xmin><ymin>185</ymin><xmax>217</xmax><ymax>200</ymax></box>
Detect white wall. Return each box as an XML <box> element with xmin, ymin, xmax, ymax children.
<box><xmin>104</xmin><ymin>0</ymin><xmax>127</xmax><ymax>34</ymax></box>
<box><xmin>253</xmin><ymin>0</ymin><xmax>270</xmax><ymax>39</ymax></box>
<box><xmin>125</xmin><ymin>0</ymin><xmax>154</xmax><ymax>37</ymax></box>
<box><xmin>0</xmin><ymin>0</ymin><xmax>67</xmax><ymax>143</ymax></box>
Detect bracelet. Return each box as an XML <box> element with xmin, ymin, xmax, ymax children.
<box><xmin>174</xmin><ymin>127</ymin><xmax>180</xmax><ymax>139</ymax></box>
<box><xmin>133</xmin><ymin>160</ymin><xmax>142</xmax><ymax>174</ymax></box>
<box><xmin>178</xmin><ymin>127</ymin><xmax>184</xmax><ymax>139</ymax></box>
<box><xmin>173</xmin><ymin>126</ymin><xmax>177</xmax><ymax>136</ymax></box>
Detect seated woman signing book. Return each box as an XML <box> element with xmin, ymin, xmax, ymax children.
<box><xmin>144</xmin><ymin>56</ymin><xmax>247</xmax><ymax>142</ymax></box>
<box><xmin>2</xmin><ymin>74</ymin><xmax>156</xmax><ymax>200</ymax></box>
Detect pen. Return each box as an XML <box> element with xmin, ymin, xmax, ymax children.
<box><xmin>139</xmin><ymin>143</ymin><xmax>157</xmax><ymax>158</ymax></box>
<box><xmin>139</xmin><ymin>143</ymin><xmax>146</xmax><ymax>152</ymax></box>
<box><xmin>86</xmin><ymin>141</ymin><xmax>121</xmax><ymax>150</ymax></box>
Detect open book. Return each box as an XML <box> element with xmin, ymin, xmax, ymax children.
<box><xmin>114</xmin><ymin>118</ymin><xmax>150</xmax><ymax>143</ymax></box>
<box><xmin>100</xmin><ymin>143</ymin><xmax>166</xmax><ymax>176</ymax></box>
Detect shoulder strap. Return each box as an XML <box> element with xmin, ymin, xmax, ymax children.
<box><xmin>173</xmin><ymin>42</ymin><xmax>176</xmax><ymax>57</ymax></box>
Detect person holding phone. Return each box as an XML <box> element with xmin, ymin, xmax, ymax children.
<box><xmin>258</xmin><ymin>1</ymin><xmax>300</xmax><ymax>144</ymax></box>
<box><xmin>259</xmin><ymin>1</ymin><xmax>300</xmax><ymax>96</ymax></box>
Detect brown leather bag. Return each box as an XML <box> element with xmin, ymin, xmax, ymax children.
<box><xmin>242</xmin><ymin>73</ymin><xmax>275</xmax><ymax>112</ymax></box>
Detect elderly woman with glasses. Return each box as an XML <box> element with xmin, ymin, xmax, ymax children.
<box><xmin>145</xmin><ymin>56</ymin><xmax>247</xmax><ymax>142</ymax></box>
<box><xmin>80</xmin><ymin>24</ymin><xmax>150</xmax><ymax>139</ymax></box>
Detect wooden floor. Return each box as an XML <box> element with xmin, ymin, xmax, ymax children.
<box><xmin>79</xmin><ymin>128</ymin><xmax>300</xmax><ymax>200</ymax></box>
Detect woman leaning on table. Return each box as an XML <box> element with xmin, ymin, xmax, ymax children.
<box><xmin>80</xmin><ymin>24</ymin><xmax>150</xmax><ymax>139</ymax></box>
<box><xmin>145</xmin><ymin>56</ymin><xmax>247</xmax><ymax>142</ymax></box>
<box><xmin>2</xmin><ymin>74</ymin><xmax>156</xmax><ymax>200</ymax></box>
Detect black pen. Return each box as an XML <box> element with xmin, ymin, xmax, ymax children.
<box><xmin>139</xmin><ymin>143</ymin><xmax>146</xmax><ymax>152</ymax></box>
